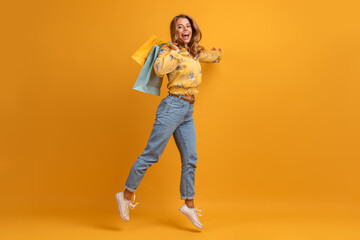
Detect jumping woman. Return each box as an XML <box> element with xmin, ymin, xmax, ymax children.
<box><xmin>116</xmin><ymin>14</ymin><xmax>223</xmax><ymax>229</ymax></box>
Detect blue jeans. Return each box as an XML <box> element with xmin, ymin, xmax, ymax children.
<box><xmin>124</xmin><ymin>94</ymin><xmax>197</xmax><ymax>200</ymax></box>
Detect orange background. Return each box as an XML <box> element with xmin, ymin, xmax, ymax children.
<box><xmin>1</xmin><ymin>0</ymin><xmax>359</xmax><ymax>239</ymax></box>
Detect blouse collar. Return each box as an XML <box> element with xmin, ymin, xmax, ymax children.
<box><xmin>180</xmin><ymin>48</ymin><xmax>199</xmax><ymax>60</ymax></box>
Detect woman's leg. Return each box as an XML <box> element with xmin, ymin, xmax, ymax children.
<box><xmin>185</xmin><ymin>199</ymin><xmax>195</xmax><ymax>208</ymax></box>
<box><xmin>174</xmin><ymin>110</ymin><xmax>204</xmax><ymax>229</ymax></box>
<box><xmin>173</xmin><ymin>111</ymin><xmax>197</xmax><ymax>207</ymax></box>
<box><xmin>117</xmin><ymin>96</ymin><xmax>188</xmax><ymax>222</ymax></box>
<box><xmin>124</xmin><ymin>121</ymin><xmax>175</xmax><ymax>192</ymax></box>
<box><xmin>124</xmin><ymin>189</ymin><xmax>133</xmax><ymax>200</ymax></box>
<box><xmin>124</xmin><ymin>96</ymin><xmax>185</xmax><ymax>194</ymax></box>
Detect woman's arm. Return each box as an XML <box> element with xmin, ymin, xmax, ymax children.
<box><xmin>153</xmin><ymin>45</ymin><xmax>184</xmax><ymax>78</ymax></box>
<box><xmin>198</xmin><ymin>47</ymin><xmax>223</xmax><ymax>63</ymax></box>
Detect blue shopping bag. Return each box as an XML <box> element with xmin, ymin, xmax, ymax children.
<box><xmin>132</xmin><ymin>43</ymin><xmax>169</xmax><ymax>96</ymax></box>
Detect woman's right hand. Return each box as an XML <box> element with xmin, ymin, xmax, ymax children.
<box><xmin>169</xmin><ymin>43</ymin><xmax>180</xmax><ymax>52</ymax></box>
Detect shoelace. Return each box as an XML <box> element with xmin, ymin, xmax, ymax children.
<box><xmin>194</xmin><ymin>205</ymin><xmax>205</xmax><ymax>217</ymax></box>
<box><xmin>129</xmin><ymin>194</ymin><xmax>139</xmax><ymax>209</ymax></box>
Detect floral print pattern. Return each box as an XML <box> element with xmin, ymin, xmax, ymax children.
<box><xmin>153</xmin><ymin>44</ymin><xmax>223</xmax><ymax>95</ymax></box>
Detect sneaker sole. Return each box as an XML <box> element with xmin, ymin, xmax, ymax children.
<box><xmin>115</xmin><ymin>193</ymin><xmax>129</xmax><ymax>222</ymax></box>
<box><xmin>179</xmin><ymin>207</ymin><xmax>203</xmax><ymax>229</ymax></box>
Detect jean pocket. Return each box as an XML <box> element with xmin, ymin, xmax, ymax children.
<box><xmin>156</xmin><ymin>99</ymin><xmax>172</xmax><ymax>116</ymax></box>
<box><xmin>169</xmin><ymin>97</ymin><xmax>185</xmax><ymax>109</ymax></box>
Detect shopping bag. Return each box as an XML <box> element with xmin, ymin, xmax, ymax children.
<box><xmin>132</xmin><ymin>42</ymin><xmax>169</xmax><ymax>96</ymax></box>
<box><xmin>131</xmin><ymin>35</ymin><xmax>164</xmax><ymax>65</ymax></box>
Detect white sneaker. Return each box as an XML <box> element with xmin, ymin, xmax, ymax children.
<box><xmin>179</xmin><ymin>204</ymin><xmax>204</xmax><ymax>229</ymax></box>
<box><xmin>115</xmin><ymin>192</ymin><xmax>139</xmax><ymax>222</ymax></box>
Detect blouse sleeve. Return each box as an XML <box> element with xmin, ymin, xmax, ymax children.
<box><xmin>198</xmin><ymin>49</ymin><xmax>223</xmax><ymax>63</ymax></box>
<box><xmin>153</xmin><ymin>45</ymin><xmax>184</xmax><ymax>78</ymax></box>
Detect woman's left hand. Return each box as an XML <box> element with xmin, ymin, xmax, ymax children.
<box><xmin>211</xmin><ymin>47</ymin><xmax>222</xmax><ymax>53</ymax></box>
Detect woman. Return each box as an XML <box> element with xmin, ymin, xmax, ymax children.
<box><xmin>116</xmin><ymin>14</ymin><xmax>222</xmax><ymax>229</ymax></box>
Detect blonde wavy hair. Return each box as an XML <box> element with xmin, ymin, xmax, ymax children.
<box><xmin>170</xmin><ymin>14</ymin><xmax>205</xmax><ymax>57</ymax></box>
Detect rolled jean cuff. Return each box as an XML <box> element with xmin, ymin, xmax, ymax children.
<box><xmin>124</xmin><ymin>185</ymin><xmax>137</xmax><ymax>193</ymax></box>
<box><xmin>181</xmin><ymin>196</ymin><xmax>194</xmax><ymax>200</ymax></box>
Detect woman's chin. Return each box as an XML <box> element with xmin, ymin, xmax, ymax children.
<box><xmin>182</xmin><ymin>39</ymin><xmax>191</xmax><ymax>45</ymax></box>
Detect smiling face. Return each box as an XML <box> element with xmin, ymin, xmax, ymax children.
<box><xmin>175</xmin><ymin>18</ymin><xmax>192</xmax><ymax>46</ymax></box>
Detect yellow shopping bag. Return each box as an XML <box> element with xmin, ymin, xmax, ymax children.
<box><xmin>131</xmin><ymin>35</ymin><xmax>165</xmax><ymax>65</ymax></box>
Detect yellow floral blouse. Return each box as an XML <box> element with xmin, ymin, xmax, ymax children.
<box><xmin>153</xmin><ymin>44</ymin><xmax>223</xmax><ymax>95</ymax></box>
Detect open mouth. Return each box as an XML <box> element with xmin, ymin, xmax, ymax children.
<box><xmin>182</xmin><ymin>32</ymin><xmax>190</xmax><ymax>40</ymax></box>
